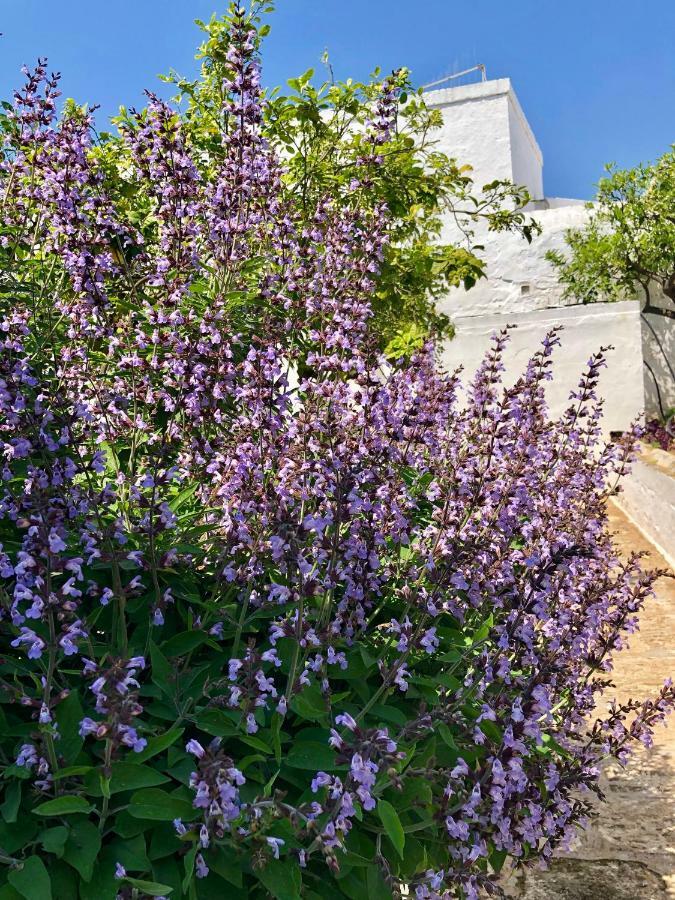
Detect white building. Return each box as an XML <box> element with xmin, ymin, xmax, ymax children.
<box><xmin>424</xmin><ymin>78</ymin><xmax>648</xmax><ymax>432</ymax></box>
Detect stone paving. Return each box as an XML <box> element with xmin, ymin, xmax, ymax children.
<box><xmin>504</xmin><ymin>501</ymin><xmax>675</xmax><ymax>899</ymax></box>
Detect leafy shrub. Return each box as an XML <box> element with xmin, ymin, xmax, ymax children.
<box><xmin>106</xmin><ymin>7</ymin><xmax>538</xmax><ymax>356</ymax></box>
<box><xmin>0</xmin><ymin>6</ymin><xmax>672</xmax><ymax>900</ymax></box>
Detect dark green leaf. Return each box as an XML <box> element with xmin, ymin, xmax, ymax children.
<box><xmin>133</xmin><ymin>728</ymin><xmax>184</xmax><ymax>763</ymax></box>
<box><xmin>32</xmin><ymin>796</ymin><xmax>93</xmax><ymax>817</ymax></box>
<box><xmin>194</xmin><ymin>709</ymin><xmax>236</xmax><ymax>738</ymax></box>
<box><xmin>160</xmin><ymin>631</ymin><xmax>209</xmax><ymax>656</ymax></box>
<box><xmin>366</xmin><ymin>865</ymin><xmax>392</xmax><ymax>900</ymax></box>
<box><xmin>128</xmin><ymin>788</ymin><xmax>194</xmax><ymax>821</ymax></box>
<box><xmin>149</xmin><ymin>642</ymin><xmax>175</xmax><ymax>697</ymax></box>
<box><xmin>62</xmin><ymin>820</ymin><xmax>101</xmax><ymax>882</ymax></box>
<box><xmin>85</xmin><ymin>762</ymin><xmax>170</xmax><ymax>795</ymax></box>
<box><xmin>109</xmin><ymin>834</ymin><xmax>150</xmax><ymax>872</ymax></box>
<box><xmin>7</xmin><ymin>857</ymin><xmax>52</xmax><ymax>900</ymax></box>
<box><xmin>205</xmin><ymin>846</ymin><xmax>243</xmax><ymax>888</ymax></box>
<box><xmin>0</xmin><ymin>819</ymin><xmax>37</xmax><ymax>854</ymax></box>
<box><xmin>53</xmin><ymin>692</ymin><xmax>84</xmax><ymax>765</ymax></box>
<box><xmin>123</xmin><ymin>878</ymin><xmax>173</xmax><ymax>897</ymax></box>
<box><xmin>45</xmin><ymin>862</ymin><xmax>77</xmax><ymax>900</ymax></box>
<box><xmin>377</xmin><ymin>800</ymin><xmax>405</xmax><ymax>859</ymax></box>
<box><xmin>256</xmin><ymin>859</ymin><xmax>302</xmax><ymax>900</ymax></box>
<box><xmin>285</xmin><ymin>741</ymin><xmax>339</xmax><ymax>770</ymax></box>
<box><xmin>38</xmin><ymin>826</ymin><xmax>69</xmax><ymax>856</ymax></box>
<box><xmin>1</xmin><ymin>781</ymin><xmax>21</xmax><ymax>823</ymax></box>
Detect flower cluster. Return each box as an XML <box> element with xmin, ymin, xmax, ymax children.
<box><xmin>79</xmin><ymin>657</ymin><xmax>147</xmax><ymax>754</ymax></box>
<box><xmin>179</xmin><ymin>737</ymin><xmax>246</xmax><ymax>865</ymax></box>
<box><xmin>0</xmin><ymin>6</ymin><xmax>671</xmax><ymax>900</ymax></box>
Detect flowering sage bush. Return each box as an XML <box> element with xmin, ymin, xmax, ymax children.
<box><xmin>0</xmin><ymin>7</ymin><xmax>672</xmax><ymax>900</ymax></box>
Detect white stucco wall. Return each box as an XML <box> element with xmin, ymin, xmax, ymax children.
<box><xmin>438</xmin><ymin>202</ymin><xmax>590</xmax><ymax>318</ymax></box>
<box><xmin>425</xmin><ymin>76</ymin><xmax>672</xmax><ymax>433</ymax></box>
<box><xmin>426</xmin><ymin>82</ymin><xmax>513</xmax><ymax>187</ymax></box>
<box><xmin>440</xmin><ymin>300</ymin><xmax>644</xmax><ymax>433</ymax></box>
<box><xmin>507</xmin><ymin>92</ymin><xmax>543</xmax><ymax>202</ymax></box>
<box><xmin>426</xmin><ymin>79</ymin><xmax>589</xmax><ymax>318</ymax></box>
<box><xmin>425</xmin><ymin>79</ymin><xmax>543</xmax><ymax>199</ymax></box>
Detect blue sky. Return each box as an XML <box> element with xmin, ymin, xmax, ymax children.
<box><xmin>1</xmin><ymin>0</ymin><xmax>673</xmax><ymax>199</ymax></box>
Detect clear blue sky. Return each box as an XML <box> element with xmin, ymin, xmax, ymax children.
<box><xmin>1</xmin><ymin>0</ymin><xmax>673</xmax><ymax>199</ymax></box>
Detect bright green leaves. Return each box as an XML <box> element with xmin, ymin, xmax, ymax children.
<box><xmin>548</xmin><ymin>147</ymin><xmax>675</xmax><ymax>307</ymax></box>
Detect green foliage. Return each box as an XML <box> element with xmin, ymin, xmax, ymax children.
<box><xmin>151</xmin><ymin>9</ymin><xmax>538</xmax><ymax>352</ymax></box>
<box><xmin>547</xmin><ymin>146</ymin><xmax>675</xmax><ymax>308</ymax></box>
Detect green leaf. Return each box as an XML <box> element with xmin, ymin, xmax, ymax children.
<box><xmin>51</xmin><ymin>766</ymin><xmax>93</xmax><ymax>781</ymax></box>
<box><xmin>84</xmin><ymin>762</ymin><xmax>170</xmax><ymax>795</ymax></box>
<box><xmin>39</xmin><ymin>825</ymin><xmax>69</xmax><ymax>856</ymax></box>
<box><xmin>289</xmin><ymin>684</ymin><xmax>327</xmax><ymax>722</ymax></box>
<box><xmin>270</xmin><ymin>712</ymin><xmax>282</xmax><ymax>765</ymax></box>
<box><xmin>377</xmin><ymin>800</ymin><xmax>405</xmax><ymax>859</ymax></box>
<box><xmin>32</xmin><ymin>795</ymin><xmax>93</xmax><ymax>817</ymax></box>
<box><xmin>62</xmin><ymin>820</ymin><xmax>101</xmax><ymax>882</ymax></box>
<box><xmin>285</xmin><ymin>741</ymin><xmax>339</xmax><ymax>770</ymax></box>
<box><xmin>128</xmin><ymin>788</ymin><xmax>195</xmax><ymax>821</ymax></box>
<box><xmin>437</xmin><ymin>722</ymin><xmax>458</xmax><ymax>750</ymax></box>
<box><xmin>53</xmin><ymin>692</ymin><xmax>84</xmax><ymax>765</ymax></box>
<box><xmin>160</xmin><ymin>631</ymin><xmax>209</xmax><ymax>656</ymax></box>
<box><xmin>149</xmin><ymin>642</ymin><xmax>175</xmax><ymax>697</ymax></box>
<box><xmin>238</xmin><ymin>733</ymin><xmax>273</xmax><ymax>754</ymax></box>
<box><xmin>148</xmin><ymin>825</ymin><xmax>181</xmax><ymax>862</ymax></box>
<box><xmin>0</xmin><ymin>886</ymin><xmax>23</xmax><ymax>900</ymax></box>
<box><xmin>45</xmin><ymin>862</ymin><xmax>77</xmax><ymax>900</ymax></box>
<box><xmin>1</xmin><ymin>781</ymin><xmax>21</xmax><ymax>823</ymax></box>
<box><xmin>256</xmin><ymin>859</ymin><xmax>302</xmax><ymax>900</ymax></box>
<box><xmin>194</xmin><ymin>709</ymin><xmax>236</xmax><ymax>738</ymax></box>
<box><xmin>0</xmin><ymin>819</ymin><xmax>37</xmax><ymax>854</ymax></box>
<box><xmin>7</xmin><ymin>857</ymin><xmax>52</xmax><ymax>900</ymax></box>
<box><xmin>109</xmin><ymin>834</ymin><xmax>151</xmax><ymax>872</ymax></box>
<box><xmin>182</xmin><ymin>845</ymin><xmax>197</xmax><ymax>893</ymax></box>
<box><xmin>133</xmin><ymin>727</ymin><xmax>184</xmax><ymax>763</ymax></box>
<box><xmin>122</xmin><ymin>878</ymin><xmax>173</xmax><ymax>897</ymax></box>
<box><xmin>205</xmin><ymin>847</ymin><xmax>243</xmax><ymax>888</ymax></box>
<box><xmin>78</xmin><ymin>849</ymin><xmax>118</xmax><ymax>900</ymax></box>
<box><xmin>366</xmin><ymin>864</ymin><xmax>392</xmax><ymax>900</ymax></box>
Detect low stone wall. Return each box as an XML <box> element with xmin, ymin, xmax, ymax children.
<box><xmin>612</xmin><ymin>445</ymin><xmax>675</xmax><ymax>570</ymax></box>
<box><xmin>440</xmin><ymin>300</ymin><xmax>644</xmax><ymax>433</ymax></box>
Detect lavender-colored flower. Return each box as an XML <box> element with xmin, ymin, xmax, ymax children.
<box><xmin>266</xmin><ymin>836</ymin><xmax>285</xmax><ymax>859</ymax></box>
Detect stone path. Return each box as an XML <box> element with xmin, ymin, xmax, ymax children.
<box><xmin>504</xmin><ymin>501</ymin><xmax>675</xmax><ymax>899</ymax></box>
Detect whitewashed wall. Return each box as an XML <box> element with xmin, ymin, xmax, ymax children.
<box><xmin>425</xmin><ymin>80</ymin><xmax>543</xmax><ymax>200</ymax></box>
<box><xmin>440</xmin><ymin>301</ymin><xmax>644</xmax><ymax>433</ymax></box>
<box><xmin>425</xmin><ymin>78</ymin><xmax>674</xmax><ymax>431</ymax></box>
<box><xmin>437</xmin><ymin>202</ymin><xmax>590</xmax><ymax>318</ymax></box>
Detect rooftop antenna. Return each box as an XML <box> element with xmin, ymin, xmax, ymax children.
<box><xmin>422</xmin><ymin>64</ymin><xmax>487</xmax><ymax>91</ymax></box>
